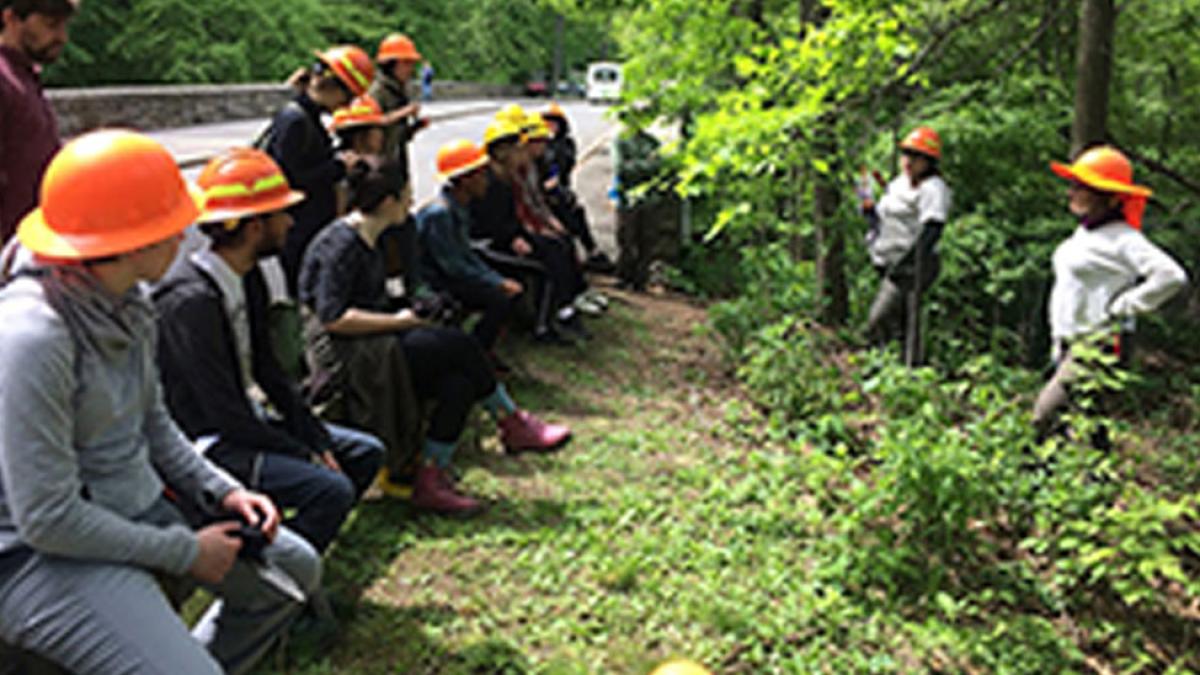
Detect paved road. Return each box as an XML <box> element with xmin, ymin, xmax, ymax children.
<box><xmin>157</xmin><ymin>99</ymin><xmax>620</xmax><ymax>275</ymax></box>
<box><xmin>152</xmin><ymin>99</ymin><xmax>616</xmax><ymax>206</ymax></box>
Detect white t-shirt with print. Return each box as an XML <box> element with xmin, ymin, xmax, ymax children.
<box><xmin>869</xmin><ymin>174</ymin><xmax>952</xmax><ymax>268</ymax></box>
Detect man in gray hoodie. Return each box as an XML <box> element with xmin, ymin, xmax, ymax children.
<box><xmin>0</xmin><ymin>129</ymin><xmax>320</xmax><ymax>674</ymax></box>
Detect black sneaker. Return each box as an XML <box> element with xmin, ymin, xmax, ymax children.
<box><xmin>534</xmin><ymin>326</ymin><xmax>574</xmax><ymax>346</ymax></box>
<box><xmin>584</xmin><ymin>251</ymin><xmax>617</xmax><ymax>275</ymax></box>
<box><xmin>556</xmin><ymin>315</ymin><xmax>592</xmax><ymax>342</ymax></box>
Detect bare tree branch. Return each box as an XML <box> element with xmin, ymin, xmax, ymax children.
<box><xmin>934</xmin><ymin>1</ymin><xmax>1073</xmax><ymax>113</ymax></box>
<box><xmin>1115</xmin><ymin>141</ymin><xmax>1200</xmax><ymax>198</ymax></box>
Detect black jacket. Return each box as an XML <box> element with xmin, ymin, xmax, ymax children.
<box><xmin>469</xmin><ymin>168</ymin><xmax>525</xmax><ymax>252</ymax></box>
<box><xmin>546</xmin><ymin>134</ymin><xmax>578</xmax><ymax>188</ymax></box>
<box><xmin>153</xmin><ymin>259</ymin><xmax>331</xmax><ymax>459</ymax></box>
<box><xmin>267</xmin><ymin>94</ymin><xmax>345</xmax><ymax>286</ymax></box>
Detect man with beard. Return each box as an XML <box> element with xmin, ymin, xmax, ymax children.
<box><xmin>154</xmin><ymin>149</ymin><xmax>383</xmax><ymax>554</ymax></box>
<box><xmin>0</xmin><ymin>0</ymin><xmax>77</xmax><ymax>244</ymax></box>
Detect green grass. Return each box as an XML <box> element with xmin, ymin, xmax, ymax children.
<box><xmin>258</xmin><ymin>290</ymin><xmax>805</xmax><ymax>674</ymax></box>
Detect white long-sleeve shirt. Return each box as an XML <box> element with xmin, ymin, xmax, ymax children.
<box><xmin>868</xmin><ymin>174</ymin><xmax>952</xmax><ymax>267</ymax></box>
<box><xmin>1048</xmin><ymin>220</ymin><xmax>1188</xmax><ymax>343</ymax></box>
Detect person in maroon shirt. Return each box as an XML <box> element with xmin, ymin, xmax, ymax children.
<box><xmin>0</xmin><ymin>0</ymin><xmax>77</xmax><ymax>244</ymax></box>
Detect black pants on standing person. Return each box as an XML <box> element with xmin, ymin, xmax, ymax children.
<box><xmin>398</xmin><ymin>326</ymin><xmax>497</xmax><ymax>443</ymax></box>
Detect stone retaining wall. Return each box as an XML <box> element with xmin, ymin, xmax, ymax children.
<box><xmin>48</xmin><ymin>81</ymin><xmax>522</xmax><ymax>136</ymax></box>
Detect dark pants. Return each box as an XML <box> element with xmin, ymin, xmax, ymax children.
<box><xmin>206</xmin><ymin>422</ymin><xmax>383</xmax><ymax>552</ymax></box>
<box><xmin>442</xmin><ymin>279</ymin><xmax>514</xmax><ymax>351</ymax></box>
<box><xmin>528</xmin><ymin>233</ymin><xmax>586</xmax><ymax>311</ymax></box>
<box><xmin>398</xmin><ymin>326</ymin><xmax>498</xmax><ymax>443</ymax></box>
<box><xmin>550</xmin><ymin>190</ymin><xmax>598</xmax><ymax>253</ymax></box>
<box><xmin>478</xmin><ymin>246</ymin><xmax>555</xmax><ymax>333</ymax></box>
<box><xmin>616</xmin><ymin>198</ymin><xmax>681</xmax><ymax>290</ymax></box>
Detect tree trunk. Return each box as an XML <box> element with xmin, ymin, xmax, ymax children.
<box><xmin>1070</xmin><ymin>0</ymin><xmax>1115</xmax><ymax>156</ymax></box>
<box><xmin>814</xmin><ymin>134</ymin><xmax>847</xmax><ymax>325</ymax></box>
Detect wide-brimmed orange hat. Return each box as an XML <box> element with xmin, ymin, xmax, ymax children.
<box><xmin>19</xmin><ymin>129</ymin><xmax>200</xmax><ymax>260</ymax></box>
<box><xmin>1050</xmin><ymin>145</ymin><xmax>1151</xmax><ymax>197</ymax></box>
<box><xmin>436</xmin><ymin>140</ymin><xmax>489</xmax><ymax>182</ymax></box>
<box><xmin>1051</xmin><ymin>145</ymin><xmax>1151</xmax><ymax>229</ymax></box>
<box><xmin>196</xmin><ymin>148</ymin><xmax>305</xmax><ymax>225</ymax></box>
<box><xmin>330</xmin><ymin>94</ymin><xmax>386</xmax><ymax>132</ymax></box>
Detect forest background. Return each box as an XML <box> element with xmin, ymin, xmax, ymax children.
<box><xmin>47</xmin><ymin>0</ymin><xmax>1200</xmax><ymax>670</ymax></box>
<box><xmin>44</xmin><ymin>0</ymin><xmax>615</xmax><ymax>86</ymax></box>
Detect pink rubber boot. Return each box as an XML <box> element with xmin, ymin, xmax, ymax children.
<box><xmin>498</xmin><ymin>410</ymin><xmax>572</xmax><ymax>453</ymax></box>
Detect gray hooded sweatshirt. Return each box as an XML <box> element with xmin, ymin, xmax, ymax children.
<box><xmin>0</xmin><ymin>260</ymin><xmax>238</xmax><ymax>576</ymax></box>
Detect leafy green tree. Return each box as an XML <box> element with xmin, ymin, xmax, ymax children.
<box><xmin>45</xmin><ymin>0</ymin><xmax>613</xmax><ymax>86</ymax></box>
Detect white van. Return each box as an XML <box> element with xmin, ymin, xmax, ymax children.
<box><xmin>586</xmin><ymin>62</ymin><xmax>622</xmax><ymax>103</ymax></box>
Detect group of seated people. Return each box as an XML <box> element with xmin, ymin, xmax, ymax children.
<box><xmin>0</xmin><ymin>41</ymin><xmax>618</xmax><ymax>674</ymax></box>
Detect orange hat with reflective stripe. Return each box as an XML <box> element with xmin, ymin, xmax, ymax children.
<box><xmin>330</xmin><ymin>94</ymin><xmax>385</xmax><ymax>132</ymax></box>
<box><xmin>1051</xmin><ymin>145</ymin><xmax>1151</xmax><ymax>229</ymax></box>
<box><xmin>196</xmin><ymin>148</ymin><xmax>306</xmax><ymax>225</ymax></box>
<box><xmin>314</xmin><ymin>45</ymin><xmax>375</xmax><ymax>97</ymax></box>
<box><xmin>899</xmin><ymin>126</ymin><xmax>942</xmax><ymax>160</ymax></box>
<box><xmin>437</xmin><ymin>139</ymin><xmax>489</xmax><ymax>182</ymax></box>
<box><xmin>542</xmin><ymin>102</ymin><xmax>567</xmax><ymax>121</ymax></box>
<box><xmin>377</xmin><ymin>34</ymin><xmax>422</xmax><ymax>63</ymax></box>
<box><xmin>18</xmin><ymin>129</ymin><xmax>200</xmax><ymax>259</ymax></box>
<box><xmin>484</xmin><ymin>119</ymin><xmax>523</xmax><ymax>147</ymax></box>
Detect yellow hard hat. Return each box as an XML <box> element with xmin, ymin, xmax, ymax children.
<box><xmin>649</xmin><ymin>659</ymin><xmax>712</xmax><ymax>675</ymax></box>
<box><xmin>483</xmin><ymin>119</ymin><xmax>523</xmax><ymax>147</ymax></box>
<box><xmin>523</xmin><ymin>117</ymin><xmax>552</xmax><ymax>142</ymax></box>
<box><xmin>495</xmin><ymin>103</ymin><xmax>529</xmax><ymax>128</ymax></box>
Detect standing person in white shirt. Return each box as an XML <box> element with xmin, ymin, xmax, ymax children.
<box><xmin>1033</xmin><ymin>145</ymin><xmax>1188</xmax><ymax>440</ymax></box>
<box><xmin>863</xmin><ymin>126</ymin><xmax>952</xmax><ymax>365</ymax></box>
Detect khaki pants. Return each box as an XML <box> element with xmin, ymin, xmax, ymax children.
<box><xmin>1032</xmin><ymin>334</ymin><xmax>1129</xmax><ymax>445</ymax></box>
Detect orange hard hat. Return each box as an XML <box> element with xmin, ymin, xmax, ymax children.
<box><xmin>18</xmin><ymin>129</ymin><xmax>199</xmax><ymax>260</ymax></box>
<box><xmin>1050</xmin><ymin>145</ymin><xmax>1151</xmax><ymax>198</ymax></box>
<box><xmin>899</xmin><ymin>126</ymin><xmax>942</xmax><ymax>160</ymax></box>
<box><xmin>649</xmin><ymin>659</ymin><xmax>712</xmax><ymax>675</ymax></box>
<box><xmin>196</xmin><ymin>148</ymin><xmax>305</xmax><ymax>225</ymax></box>
<box><xmin>542</xmin><ymin>102</ymin><xmax>567</xmax><ymax>121</ymax></box>
<box><xmin>377</xmin><ymin>33</ymin><xmax>422</xmax><ymax>63</ymax></box>
<box><xmin>436</xmin><ymin>139</ymin><xmax>489</xmax><ymax>182</ymax></box>
<box><xmin>330</xmin><ymin>94</ymin><xmax>386</xmax><ymax>132</ymax></box>
<box><xmin>314</xmin><ymin>45</ymin><xmax>375</xmax><ymax>97</ymax></box>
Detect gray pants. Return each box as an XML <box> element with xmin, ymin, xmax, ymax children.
<box><xmin>0</xmin><ymin>498</ymin><xmax>321</xmax><ymax>675</ymax></box>
<box><xmin>865</xmin><ymin>256</ymin><xmax>939</xmax><ymax>366</ymax></box>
